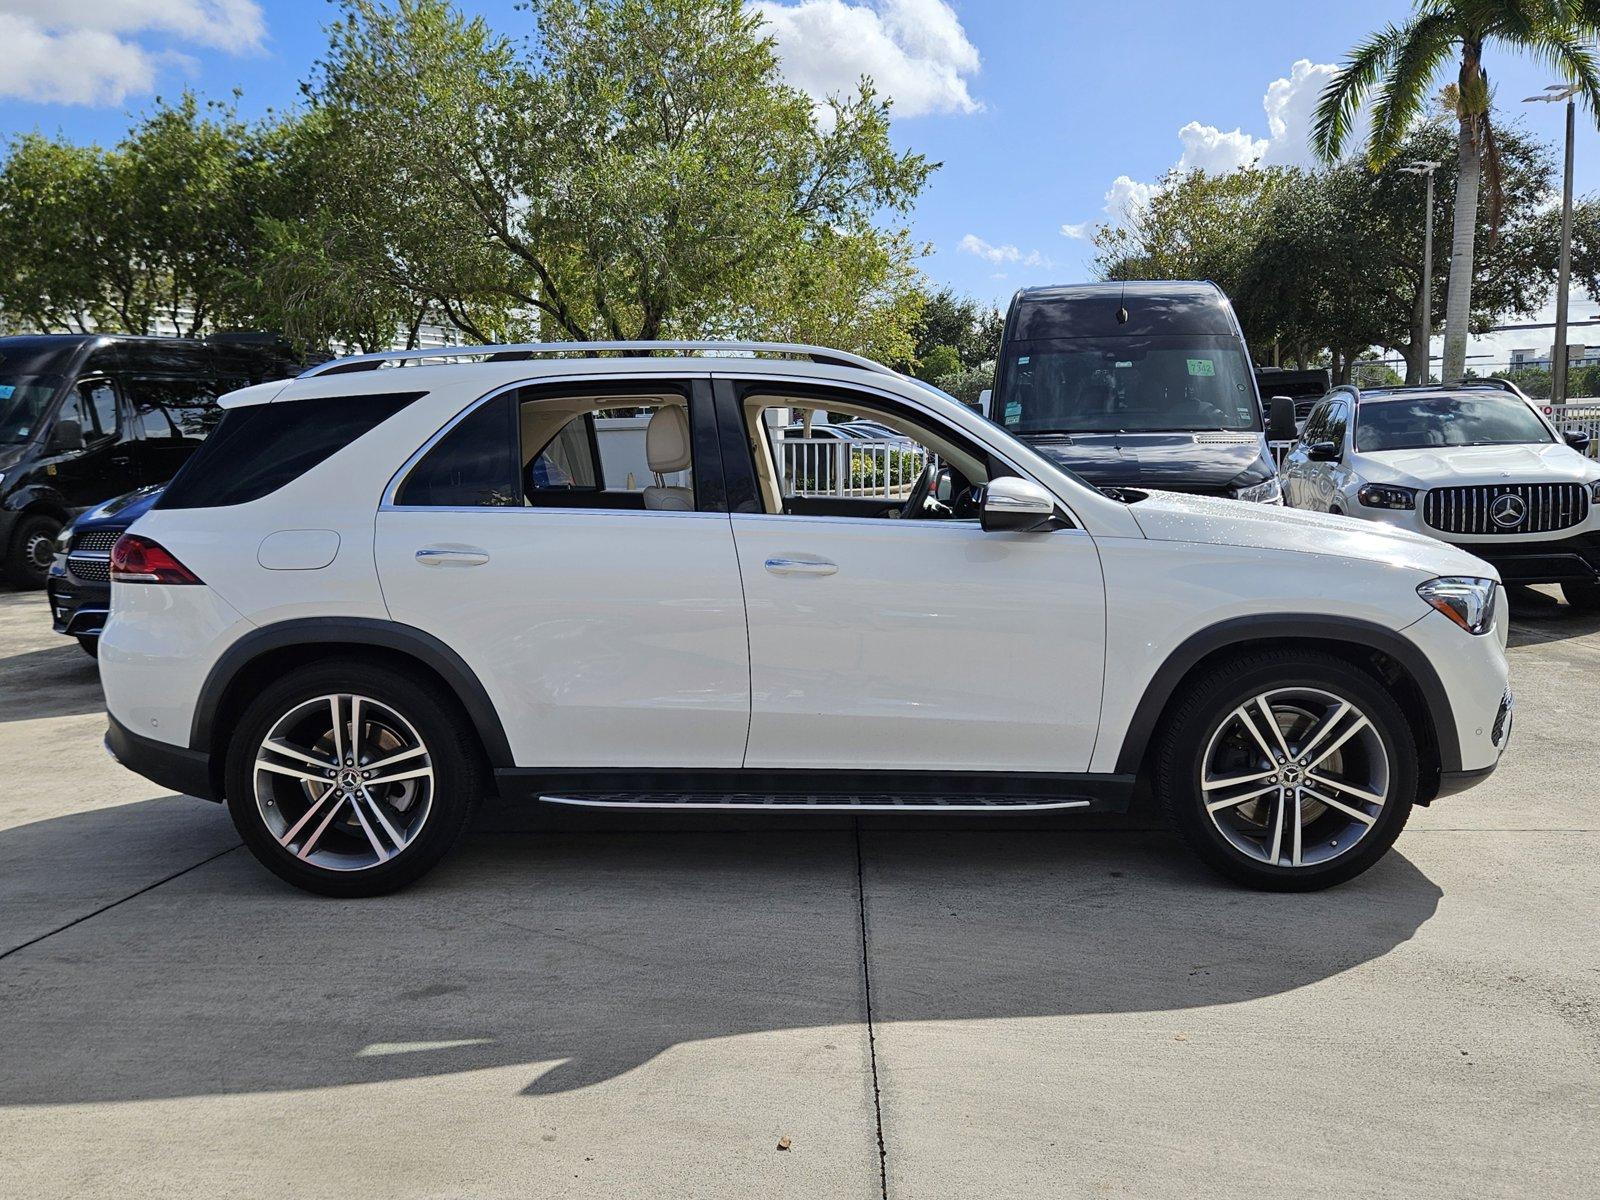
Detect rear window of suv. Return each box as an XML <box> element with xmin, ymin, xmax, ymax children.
<box><xmin>155</xmin><ymin>391</ymin><xmax>425</xmax><ymax>509</ymax></box>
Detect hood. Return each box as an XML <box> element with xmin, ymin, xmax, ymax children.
<box><xmin>1127</xmin><ymin>488</ymin><xmax>1493</xmax><ymax>579</ymax></box>
<box><xmin>1357</xmin><ymin>442</ymin><xmax>1600</xmax><ymax>487</ymax></box>
<box><xmin>71</xmin><ymin>484</ymin><xmax>164</xmax><ymax>530</ymax></box>
<box><xmin>1026</xmin><ymin>431</ymin><xmax>1271</xmax><ymax>490</ymax></box>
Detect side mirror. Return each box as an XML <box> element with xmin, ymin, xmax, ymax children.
<box><xmin>48</xmin><ymin>418</ymin><xmax>84</xmax><ymax>453</ymax></box>
<box><xmin>1564</xmin><ymin>426</ymin><xmax>1591</xmax><ymax>453</ymax></box>
<box><xmin>934</xmin><ymin>466</ymin><xmax>954</xmax><ymax>504</ymax></box>
<box><xmin>978</xmin><ymin>388</ymin><xmax>993</xmax><ymax>420</ymax></box>
<box><xmin>1308</xmin><ymin>440</ymin><xmax>1340</xmax><ymax>463</ymax></box>
<box><xmin>981</xmin><ymin>476</ymin><xmax>1055</xmax><ymax>532</ymax></box>
<box><xmin>1267</xmin><ymin>395</ymin><xmax>1298</xmax><ymax>443</ymax></box>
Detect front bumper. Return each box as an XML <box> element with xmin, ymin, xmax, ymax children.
<box><xmin>1444</xmin><ymin>532</ymin><xmax>1600</xmax><ymax>586</ymax></box>
<box><xmin>104</xmin><ymin>715</ymin><xmax>218</xmax><ymax>801</ymax></box>
<box><xmin>47</xmin><ymin>569</ymin><xmax>110</xmax><ymax>638</ymax></box>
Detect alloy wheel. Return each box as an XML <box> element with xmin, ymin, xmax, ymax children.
<box><xmin>1199</xmin><ymin>687</ymin><xmax>1389</xmax><ymax>869</ymax></box>
<box><xmin>253</xmin><ymin>694</ymin><xmax>435</xmax><ymax>871</ymax></box>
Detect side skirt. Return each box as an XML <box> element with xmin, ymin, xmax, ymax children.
<box><xmin>493</xmin><ymin>768</ymin><xmax>1136</xmax><ymax>814</ymax></box>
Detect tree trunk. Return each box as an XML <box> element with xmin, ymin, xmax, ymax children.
<box><xmin>1402</xmin><ymin>334</ymin><xmax>1429</xmax><ymax>386</ymax></box>
<box><xmin>1442</xmin><ymin>60</ymin><xmax>1483</xmax><ymax>383</ymax></box>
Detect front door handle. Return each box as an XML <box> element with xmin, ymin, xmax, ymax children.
<box><xmin>764</xmin><ymin>555</ymin><xmax>838</xmax><ymax>577</ymax></box>
<box><xmin>416</xmin><ymin>547</ymin><xmax>490</xmax><ymax>568</ymax></box>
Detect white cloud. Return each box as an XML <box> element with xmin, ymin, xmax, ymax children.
<box><xmin>754</xmin><ymin>0</ymin><xmax>981</xmax><ymax>120</ymax></box>
<box><xmin>1059</xmin><ymin>221</ymin><xmax>1091</xmax><ymax>240</ymax></box>
<box><xmin>958</xmin><ymin>234</ymin><xmax>1052</xmax><ymax>269</ymax></box>
<box><xmin>0</xmin><ymin>2</ymin><xmax>264</xmax><ymax>106</ymax></box>
<box><xmin>1176</xmin><ymin>120</ymin><xmax>1266</xmax><ymax>173</ymax></box>
<box><xmin>1259</xmin><ymin>59</ymin><xmax>1346</xmax><ymax>167</ymax></box>
<box><xmin>1098</xmin><ymin>59</ymin><xmax>1349</xmax><ymax>228</ymax></box>
<box><xmin>1103</xmin><ymin>175</ymin><xmax>1158</xmax><ymax>220</ymax></box>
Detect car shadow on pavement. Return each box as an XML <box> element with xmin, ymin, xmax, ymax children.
<box><xmin>1503</xmin><ymin>586</ymin><xmax>1600</xmax><ymax>648</ymax></box>
<box><xmin>0</xmin><ymin>801</ymin><xmax>1442</xmax><ymax>1106</ymax></box>
<box><xmin>0</xmin><ymin>643</ymin><xmax>104</xmax><ymax>724</ymax></box>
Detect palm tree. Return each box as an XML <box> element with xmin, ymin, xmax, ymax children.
<box><xmin>1313</xmin><ymin>2</ymin><xmax>1600</xmax><ymax>382</ymax></box>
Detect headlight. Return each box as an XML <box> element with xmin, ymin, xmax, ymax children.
<box><xmin>54</xmin><ymin>528</ymin><xmax>72</xmax><ymax>555</ymax></box>
<box><xmin>1233</xmin><ymin>477</ymin><xmax>1283</xmax><ymax>504</ymax></box>
<box><xmin>1418</xmin><ymin>576</ymin><xmax>1498</xmax><ymax>635</ymax></box>
<box><xmin>1358</xmin><ymin>483</ymin><xmax>1417</xmax><ymax>510</ymax></box>
<box><xmin>1590</xmin><ymin>480</ymin><xmax>1600</xmax><ymax>503</ymax></box>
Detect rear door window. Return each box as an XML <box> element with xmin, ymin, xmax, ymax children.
<box><xmin>394</xmin><ymin>394</ymin><xmax>521</xmax><ymax>507</ymax></box>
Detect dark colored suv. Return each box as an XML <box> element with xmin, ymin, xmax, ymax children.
<box><xmin>0</xmin><ymin>334</ymin><xmax>308</xmax><ymax>587</ymax></box>
<box><xmin>988</xmin><ymin>281</ymin><xmax>1297</xmax><ymax>501</ymax></box>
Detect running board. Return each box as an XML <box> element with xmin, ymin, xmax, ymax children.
<box><xmin>538</xmin><ymin>792</ymin><xmax>1093</xmax><ymax>813</ymax></box>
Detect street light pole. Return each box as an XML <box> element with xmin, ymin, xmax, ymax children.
<box><xmin>1526</xmin><ymin>83</ymin><xmax>1583</xmax><ymax>402</ymax></box>
<box><xmin>1400</xmin><ymin>160</ymin><xmax>1442</xmax><ymax>384</ymax></box>
<box><xmin>1556</xmin><ymin>94</ymin><xmax>1576</xmax><ymax>403</ymax></box>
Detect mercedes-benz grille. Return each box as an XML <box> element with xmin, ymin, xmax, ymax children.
<box><xmin>1422</xmin><ymin>483</ymin><xmax>1589</xmax><ymax>536</ymax></box>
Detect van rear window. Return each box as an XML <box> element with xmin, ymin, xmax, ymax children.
<box><xmin>155</xmin><ymin>391</ymin><xmax>424</xmax><ymax>509</ymax></box>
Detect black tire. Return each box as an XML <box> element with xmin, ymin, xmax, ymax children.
<box><xmin>77</xmin><ymin>636</ymin><xmax>98</xmax><ymax>658</ymax></box>
<box><xmin>1154</xmin><ymin>649</ymin><xmax>1416</xmax><ymax>892</ymax></box>
<box><xmin>4</xmin><ymin>513</ymin><xmax>60</xmax><ymax>589</ymax></box>
<box><xmin>1562</xmin><ymin>581</ymin><xmax>1600</xmax><ymax>613</ymax></box>
<box><xmin>224</xmin><ymin>659</ymin><xmax>483</xmax><ymax>897</ymax></box>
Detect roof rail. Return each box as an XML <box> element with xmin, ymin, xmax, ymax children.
<box><xmin>1330</xmin><ymin>382</ymin><xmax>1362</xmax><ymax>402</ymax></box>
<box><xmin>298</xmin><ymin>340</ymin><xmax>900</xmax><ymax>380</ymax></box>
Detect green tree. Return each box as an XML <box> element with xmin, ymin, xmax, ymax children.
<box><xmin>1312</xmin><ymin>0</ymin><xmax>1600</xmax><ymax>383</ymax></box>
<box><xmin>296</xmin><ymin>0</ymin><xmax>932</xmax><ymax>358</ymax></box>
<box><xmin>0</xmin><ymin>135</ymin><xmax>106</xmax><ymax>332</ymax></box>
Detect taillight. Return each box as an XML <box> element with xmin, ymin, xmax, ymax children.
<box><xmin>109</xmin><ymin>534</ymin><xmax>204</xmax><ymax>585</ymax></box>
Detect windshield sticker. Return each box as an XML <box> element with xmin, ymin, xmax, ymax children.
<box><xmin>1017</xmin><ymin>356</ymin><xmax>1030</xmax><ymax>365</ymax></box>
<box><xmin>0</xmin><ymin>385</ymin><xmax>13</xmax><ymax>399</ymax></box>
<box><xmin>1004</xmin><ymin>400</ymin><xmax>1022</xmax><ymax>423</ymax></box>
<box><xmin>1115</xmin><ymin>361</ymin><xmax>1132</xmax><ymax>368</ymax></box>
<box><xmin>1187</xmin><ymin>358</ymin><xmax>1215</xmax><ymax>377</ymax></box>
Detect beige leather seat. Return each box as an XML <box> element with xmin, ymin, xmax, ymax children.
<box><xmin>642</xmin><ymin>405</ymin><xmax>694</xmax><ymax>511</ymax></box>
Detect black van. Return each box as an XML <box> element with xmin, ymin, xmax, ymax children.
<box><xmin>0</xmin><ymin>334</ymin><xmax>307</xmax><ymax>586</ymax></box>
<box><xmin>988</xmin><ymin>281</ymin><xmax>1297</xmax><ymax>500</ymax></box>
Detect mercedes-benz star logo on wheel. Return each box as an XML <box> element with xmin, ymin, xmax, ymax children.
<box><xmin>1490</xmin><ymin>493</ymin><xmax>1527</xmax><ymax>529</ymax></box>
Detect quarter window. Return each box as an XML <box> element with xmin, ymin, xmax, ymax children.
<box><xmin>395</xmin><ymin>395</ymin><xmax>520</xmax><ymax>507</ymax></box>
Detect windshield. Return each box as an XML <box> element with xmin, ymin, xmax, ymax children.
<box><xmin>998</xmin><ymin>336</ymin><xmax>1261</xmax><ymax>434</ymax></box>
<box><xmin>0</xmin><ymin>375</ymin><xmax>63</xmax><ymax>445</ymax></box>
<box><xmin>1354</xmin><ymin>394</ymin><xmax>1555</xmax><ymax>452</ymax></box>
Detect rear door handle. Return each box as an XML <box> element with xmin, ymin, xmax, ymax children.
<box><xmin>416</xmin><ymin>547</ymin><xmax>490</xmax><ymax>568</ymax></box>
<box><xmin>764</xmin><ymin>555</ymin><xmax>838</xmax><ymax>577</ymax></box>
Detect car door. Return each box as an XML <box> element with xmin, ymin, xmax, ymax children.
<box><xmin>41</xmin><ymin>377</ymin><xmax>139</xmax><ymax>509</ymax></box>
<box><xmin>374</xmin><ymin>376</ymin><xmax>752</xmax><ymax>770</ymax></box>
<box><xmin>1280</xmin><ymin>399</ymin><xmax>1327</xmax><ymax>508</ymax></box>
<box><xmin>715</xmin><ymin>376</ymin><xmax>1106</xmax><ymax>775</ymax></box>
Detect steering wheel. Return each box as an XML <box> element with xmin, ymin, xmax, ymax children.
<box><xmin>897</xmin><ymin>461</ymin><xmax>937</xmax><ymax>520</ymax></box>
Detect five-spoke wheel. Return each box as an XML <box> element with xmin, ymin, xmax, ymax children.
<box><xmin>254</xmin><ymin>694</ymin><xmax>436</xmax><ymax>871</ymax></box>
<box><xmin>226</xmin><ymin>661</ymin><xmax>480</xmax><ymax>896</ymax></box>
<box><xmin>1157</xmin><ymin>650</ymin><xmax>1416</xmax><ymax>891</ymax></box>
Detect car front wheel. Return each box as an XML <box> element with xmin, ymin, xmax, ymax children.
<box><xmin>4</xmin><ymin>513</ymin><xmax>60</xmax><ymax>588</ymax></box>
<box><xmin>224</xmin><ymin>660</ymin><xmax>482</xmax><ymax>897</ymax></box>
<box><xmin>1562</xmin><ymin>581</ymin><xmax>1600</xmax><ymax>612</ymax></box>
<box><xmin>1155</xmin><ymin>650</ymin><xmax>1416</xmax><ymax>891</ymax></box>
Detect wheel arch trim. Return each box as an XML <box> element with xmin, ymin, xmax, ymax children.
<box><xmin>1112</xmin><ymin>614</ymin><xmax>1460</xmax><ymax>775</ymax></box>
<box><xmin>191</xmin><ymin>617</ymin><xmax>514</xmax><ymax>767</ymax></box>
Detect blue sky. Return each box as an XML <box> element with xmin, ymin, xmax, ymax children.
<box><xmin>2</xmin><ymin>0</ymin><xmax>1596</xmax><ymax>316</ymax></box>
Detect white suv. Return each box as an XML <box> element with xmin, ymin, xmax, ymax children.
<box><xmin>1281</xmin><ymin>380</ymin><xmax>1600</xmax><ymax>610</ymax></box>
<box><xmin>100</xmin><ymin>342</ymin><xmax>1513</xmax><ymax>897</ymax></box>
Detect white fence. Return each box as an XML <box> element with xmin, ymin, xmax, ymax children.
<box><xmin>778</xmin><ymin>438</ymin><xmax>932</xmax><ymax>500</ymax></box>
<box><xmin>1545</xmin><ymin>402</ymin><xmax>1600</xmax><ymax>457</ymax></box>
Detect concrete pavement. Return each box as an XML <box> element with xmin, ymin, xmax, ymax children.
<box><xmin>0</xmin><ymin>585</ymin><xmax>1596</xmax><ymax>1198</ymax></box>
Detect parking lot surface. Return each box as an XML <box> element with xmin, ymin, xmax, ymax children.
<box><xmin>1</xmin><ymin>586</ymin><xmax>1596</xmax><ymax>1199</ymax></box>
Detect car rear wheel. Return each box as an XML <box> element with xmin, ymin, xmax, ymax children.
<box><xmin>1155</xmin><ymin>650</ymin><xmax>1416</xmax><ymax>891</ymax></box>
<box><xmin>1562</xmin><ymin>581</ymin><xmax>1600</xmax><ymax>613</ymax></box>
<box><xmin>224</xmin><ymin>661</ymin><xmax>482</xmax><ymax>897</ymax></box>
<box><xmin>4</xmin><ymin>513</ymin><xmax>60</xmax><ymax>589</ymax></box>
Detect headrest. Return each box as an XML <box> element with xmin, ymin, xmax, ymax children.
<box><xmin>646</xmin><ymin>405</ymin><xmax>692</xmax><ymax>473</ymax></box>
